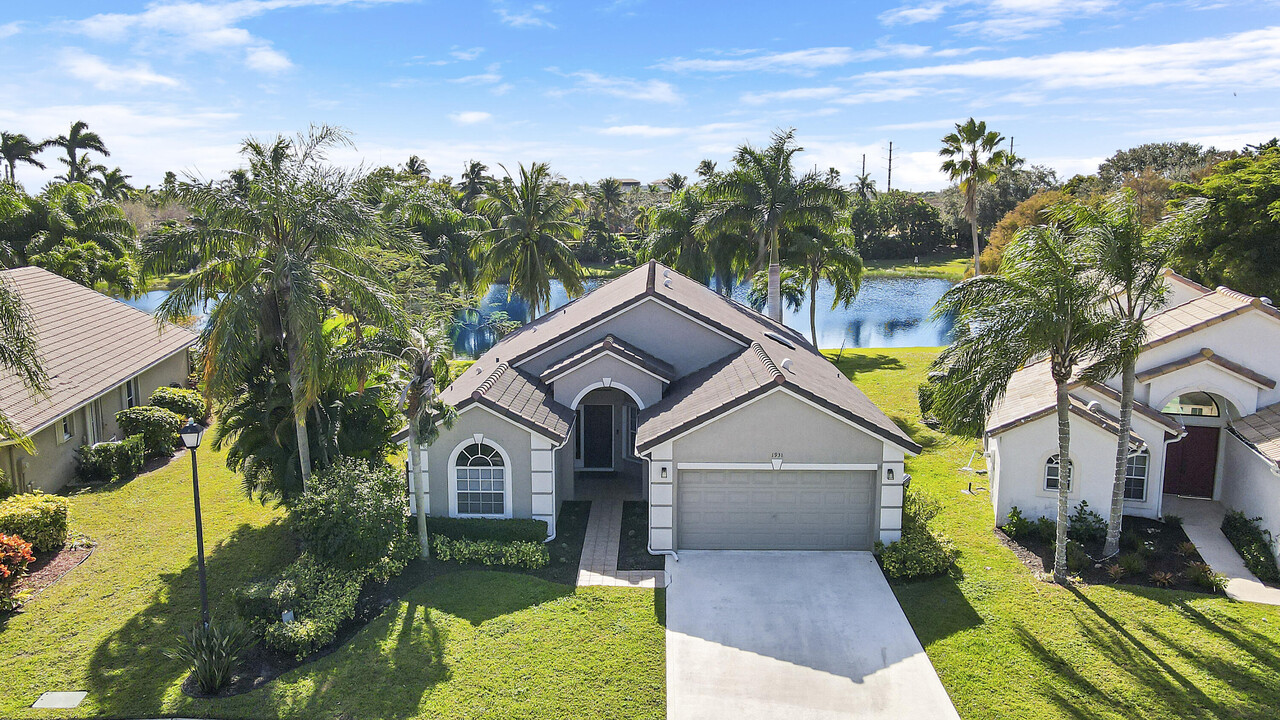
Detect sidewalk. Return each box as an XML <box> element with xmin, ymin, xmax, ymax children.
<box><xmin>576</xmin><ymin>498</ymin><xmax>665</xmax><ymax>588</ymax></box>
<box><xmin>1164</xmin><ymin>495</ymin><xmax>1280</xmax><ymax>606</ymax></box>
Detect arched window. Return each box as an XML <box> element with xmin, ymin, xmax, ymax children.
<box><xmin>1124</xmin><ymin>451</ymin><xmax>1149</xmax><ymax>501</ymax></box>
<box><xmin>1044</xmin><ymin>454</ymin><xmax>1073</xmax><ymax>492</ymax></box>
<box><xmin>453</xmin><ymin>442</ymin><xmax>506</xmax><ymax>516</ymax></box>
<box><xmin>1161</xmin><ymin>391</ymin><xmax>1220</xmax><ymax>417</ymax></box>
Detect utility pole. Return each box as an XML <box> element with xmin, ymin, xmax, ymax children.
<box><xmin>886</xmin><ymin>142</ymin><xmax>894</xmax><ymax>192</ymax></box>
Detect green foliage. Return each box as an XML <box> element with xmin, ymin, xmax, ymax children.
<box><xmin>1033</xmin><ymin>516</ymin><xmax>1058</xmax><ymax>545</ymax></box>
<box><xmin>917</xmin><ymin>371</ymin><xmax>984</xmax><ymax>436</ymax></box>
<box><xmin>1068</xmin><ymin>501</ymin><xmax>1107</xmax><ymax>545</ymax></box>
<box><xmin>116</xmin><ymin>405</ymin><xmax>184</xmax><ymax>456</ymax></box>
<box><xmin>76</xmin><ymin>434</ymin><xmax>145</xmax><ymax>484</ymax></box>
<box><xmin>163</xmin><ymin>618</ymin><xmax>255</xmax><ymax>695</ymax></box>
<box><xmin>857</xmin><ymin>190</ymin><xmax>947</xmax><ymax>259</ymax></box>
<box><xmin>426</xmin><ymin>516</ymin><xmax>549</xmax><ymax>544</ymax></box>
<box><xmin>1098</xmin><ymin>141</ymin><xmax>1223</xmax><ymax>186</ymax></box>
<box><xmin>1220</xmin><ymin>511</ymin><xmax>1280</xmax><ymax>582</ymax></box>
<box><xmin>115</xmin><ymin>434</ymin><xmax>146</xmax><ymax>481</ymax></box>
<box><xmin>1066</xmin><ymin>540</ymin><xmax>1091</xmax><ymax>574</ymax></box>
<box><xmin>0</xmin><ymin>492</ymin><xmax>69</xmax><ymax>551</ymax></box>
<box><xmin>262</xmin><ymin>555</ymin><xmax>365</xmax><ymax>658</ymax></box>
<box><xmin>1185</xmin><ymin>561</ymin><xmax>1229</xmax><ymax>594</ymax></box>
<box><xmin>876</xmin><ymin>489</ymin><xmax>958</xmax><ymax>580</ymax></box>
<box><xmin>1002</xmin><ymin>506</ymin><xmax>1033</xmax><ymax>539</ymax></box>
<box><xmin>149</xmin><ymin>386</ymin><xmax>208</xmax><ymax>421</ymax></box>
<box><xmin>1118</xmin><ymin>552</ymin><xmax>1146</xmax><ymax>575</ymax></box>
<box><xmin>431</xmin><ymin>535</ymin><xmax>549</xmax><ymax>569</ymax></box>
<box><xmin>0</xmin><ymin>533</ymin><xmax>35</xmax><ymax>610</ymax></box>
<box><xmin>288</xmin><ymin>458</ymin><xmax>408</xmax><ymax>572</ymax></box>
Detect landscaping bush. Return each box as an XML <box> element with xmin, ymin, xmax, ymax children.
<box><xmin>1068</xmin><ymin>501</ymin><xmax>1107</xmax><ymax>545</ymax></box>
<box><xmin>426</xmin><ymin>516</ymin><xmax>549</xmax><ymax>544</ymax></box>
<box><xmin>1002</xmin><ymin>506</ymin><xmax>1032</xmax><ymax>539</ymax></box>
<box><xmin>116</xmin><ymin>406</ymin><xmax>184</xmax><ymax>456</ymax></box>
<box><xmin>0</xmin><ymin>533</ymin><xmax>35</xmax><ymax>610</ymax></box>
<box><xmin>430</xmin><ymin>535</ymin><xmax>549</xmax><ymax>569</ymax></box>
<box><xmin>261</xmin><ymin>555</ymin><xmax>365</xmax><ymax>658</ymax></box>
<box><xmin>1033</xmin><ymin>516</ymin><xmax>1057</xmax><ymax>544</ymax></box>
<box><xmin>289</xmin><ymin>458</ymin><xmax>409</xmax><ymax>572</ymax></box>
<box><xmin>164</xmin><ymin>618</ymin><xmax>255</xmax><ymax>694</ymax></box>
<box><xmin>115</xmin><ymin>434</ymin><xmax>146</xmax><ymax>481</ymax></box>
<box><xmin>876</xmin><ymin>489</ymin><xmax>959</xmax><ymax>580</ymax></box>
<box><xmin>1220</xmin><ymin>511</ymin><xmax>1280</xmax><ymax>582</ymax></box>
<box><xmin>1066</xmin><ymin>540</ymin><xmax>1091</xmax><ymax>573</ymax></box>
<box><xmin>150</xmin><ymin>386</ymin><xmax>208</xmax><ymax>422</ymax></box>
<box><xmin>75</xmin><ymin>434</ymin><xmax>146</xmax><ymax>484</ymax></box>
<box><xmin>0</xmin><ymin>492</ymin><xmax>69</xmax><ymax>551</ymax></box>
<box><xmin>1118</xmin><ymin>552</ymin><xmax>1146</xmax><ymax>575</ymax></box>
<box><xmin>1185</xmin><ymin>561</ymin><xmax>1229</xmax><ymax>593</ymax></box>
<box><xmin>0</xmin><ymin>468</ymin><xmax>10</xmax><ymax>500</ymax></box>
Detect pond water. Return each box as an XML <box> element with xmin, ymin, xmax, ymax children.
<box><xmin>122</xmin><ymin>275</ymin><xmax>955</xmax><ymax>358</ymax></box>
<box><xmin>119</xmin><ymin>290</ymin><xmax>215</xmax><ymax>326</ymax></box>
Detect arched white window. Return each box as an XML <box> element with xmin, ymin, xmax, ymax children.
<box><xmin>1124</xmin><ymin>451</ymin><xmax>1149</xmax><ymax>501</ymax></box>
<box><xmin>1044</xmin><ymin>454</ymin><xmax>1073</xmax><ymax>492</ymax></box>
<box><xmin>452</xmin><ymin>441</ymin><xmax>507</xmax><ymax>517</ymax></box>
<box><xmin>1161</xmin><ymin>391</ymin><xmax>1220</xmax><ymax>417</ymax></box>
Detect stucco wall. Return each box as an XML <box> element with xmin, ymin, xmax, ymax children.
<box><xmin>425</xmin><ymin>405</ymin><xmax>536</xmax><ymax>520</ymax></box>
<box><xmin>550</xmin><ymin>353</ymin><xmax>664</xmax><ymax>410</ymax></box>
<box><xmin>1221</xmin><ymin>434</ymin><xmax>1280</xmax><ymax>563</ymax></box>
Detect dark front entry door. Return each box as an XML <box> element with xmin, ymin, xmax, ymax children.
<box><xmin>582</xmin><ymin>405</ymin><xmax>613</xmax><ymax>469</ymax></box>
<box><xmin>1164</xmin><ymin>426</ymin><xmax>1219</xmax><ymax>498</ymax></box>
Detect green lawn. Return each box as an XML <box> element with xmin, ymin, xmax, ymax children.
<box><xmin>0</xmin><ymin>443</ymin><xmax>663</xmax><ymax>719</ymax></box>
<box><xmin>830</xmin><ymin>347</ymin><xmax>1280</xmax><ymax>720</ymax></box>
<box><xmin>863</xmin><ymin>252</ymin><xmax>971</xmax><ymax>281</ymax></box>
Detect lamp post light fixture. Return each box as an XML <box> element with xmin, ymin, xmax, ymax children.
<box><xmin>179</xmin><ymin>419</ymin><xmax>210</xmax><ymax>628</ymax></box>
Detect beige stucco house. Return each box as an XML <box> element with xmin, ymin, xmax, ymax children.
<box><xmin>0</xmin><ymin>267</ymin><xmax>196</xmax><ymax>493</ymax></box>
<box><xmin>987</xmin><ymin>270</ymin><xmax>1280</xmax><ymax>561</ymax></box>
<box><xmin>405</xmin><ymin>261</ymin><xmax>920</xmax><ymax>554</ymax></box>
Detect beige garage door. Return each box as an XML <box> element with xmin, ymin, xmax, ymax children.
<box><xmin>677</xmin><ymin>469</ymin><xmax>876</xmax><ymax>550</ymax></box>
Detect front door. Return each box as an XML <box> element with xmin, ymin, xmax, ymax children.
<box><xmin>582</xmin><ymin>404</ymin><xmax>613</xmax><ymax>470</ymax></box>
<box><xmin>1164</xmin><ymin>426</ymin><xmax>1219</xmax><ymax>498</ymax></box>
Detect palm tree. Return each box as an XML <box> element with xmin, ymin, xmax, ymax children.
<box><xmin>395</xmin><ymin>183</ymin><xmax>488</xmax><ymax>296</ymax></box>
<box><xmin>1</xmin><ymin>132</ymin><xmax>50</xmax><ymax>186</ymax></box>
<box><xmin>403</xmin><ymin>155</ymin><xmax>430</xmax><ymax>177</ymax></box>
<box><xmin>792</xmin><ymin>228</ymin><xmax>863</xmax><ymax>347</ymax></box>
<box><xmin>400</xmin><ymin>327</ymin><xmax>456</xmax><ymax>557</ymax></box>
<box><xmin>702</xmin><ymin>128</ymin><xmax>847</xmax><ymax>322</ymax></box>
<box><xmin>0</xmin><ymin>276</ymin><xmax>49</xmax><ymax>452</ymax></box>
<box><xmin>852</xmin><ymin>172</ymin><xmax>877</xmax><ymax>202</ymax></box>
<box><xmin>95</xmin><ymin>167</ymin><xmax>134</xmax><ymax>200</ymax></box>
<box><xmin>459</xmin><ymin>160</ymin><xmax>490</xmax><ymax>209</ymax></box>
<box><xmin>645</xmin><ymin>189</ymin><xmax>714</xmax><ymax>281</ymax></box>
<box><xmin>1053</xmin><ymin>190</ymin><xmax>1208</xmax><ymax>557</ymax></box>
<box><xmin>51</xmin><ymin>121</ymin><xmax>110</xmax><ymax>184</ymax></box>
<box><xmin>476</xmin><ymin>163</ymin><xmax>586</xmax><ymax>318</ymax></box>
<box><xmin>931</xmin><ymin>219</ymin><xmax>1112</xmax><ymax>583</ymax></box>
<box><xmin>939</xmin><ymin>118</ymin><xmax>1008</xmax><ymax>277</ymax></box>
<box><xmin>695</xmin><ymin>159</ymin><xmax>717</xmax><ymax>181</ymax></box>
<box><xmin>55</xmin><ymin>156</ymin><xmax>107</xmax><ymax>185</ymax></box>
<box><xmin>664</xmin><ymin>172</ymin><xmax>687</xmax><ymax>193</ymax></box>
<box><xmin>151</xmin><ymin>125</ymin><xmax>405</xmax><ymax>492</ymax></box>
<box><xmin>594</xmin><ymin>177</ymin><xmax>625</xmax><ymax>232</ymax></box>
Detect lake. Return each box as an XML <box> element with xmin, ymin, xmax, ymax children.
<box><xmin>123</xmin><ymin>275</ymin><xmax>955</xmax><ymax>357</ymax></box>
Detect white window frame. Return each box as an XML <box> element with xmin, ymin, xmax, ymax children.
<box><xmin>626</xmin><ymin>405</ymin><xmax>638</xmax><ymax>459</ymax></box>
<box><xmin>1044</xmin><ymin>454</ymin><xmax>1073</xmax><ymax>492</ymax></box>
<box><xmin>124</xmin><ymin>377</ymin><xmax>141</xmax><ymax>409</ymax></box>
<box><xmin>59</xmin><ymin>413</ymin><xmax>76</xmax><ymax>444</ymax></box>
<box><xmin>448</xmin><ymin>438</ymin><xmax>513</xmax><ymax>519</ymax></box>
<box><xmin>1124</xmin><ymin>451</ymin><xmax>1149</xmax><ymax>502</ymax></box>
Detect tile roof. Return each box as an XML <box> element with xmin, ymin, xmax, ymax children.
<box><xmin>540</xmin><ymin>334</ymin><xmax>676</xmax><ymax>383</ymax></box>
<box><xmin>1231</xmin><ymin>403</ymin><xmax>1280</xmax><ymax>466</ymax></box>
<box><xmin>1135</xmin><ymin>347</ymin><xmax>1275</xmax><ymax>389</ymax></box>
<box><xmin>439</xmin><ymin>362</ymin><xmax>574</xmax><ymax>442</ymax></box>
<box><xmin>0</xmin><ymin>267</ymin><xmax>197</xmax><ymax>438</ymax></box>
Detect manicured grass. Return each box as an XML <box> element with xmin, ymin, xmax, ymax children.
<box><xmin>830</xmin><ymin>347</ymin><xmax>1280</xmax><ymax>720</ymax></box>
<box><xmin>864</xmin><ymin>252</ymin><xmax>971</xmax><ymax>281</ymax></box>
<box><xmin>0</xmin><ymin>444</ymin><xmax>663</xmax><ymax>719</ymax></box>
<box><xmin>582</xmin><ymin>262</ymin><xmax>636</xmax><ymax>279</ymax></box>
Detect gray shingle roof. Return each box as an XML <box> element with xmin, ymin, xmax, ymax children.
<box><xmin>0</xmin><ymin>266</ymin><xmax>197</xmax><ymax>437</ymax></box>
<box><xmin>439</xmin><ymin>362</ymin><xmax>574</xmax><ymax>442</ymax></box>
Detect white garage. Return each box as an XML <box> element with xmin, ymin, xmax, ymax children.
<box><xmin>677</xmin><ymin>468</ymin><xmax>877</xmax><ymax>550</ymax></box>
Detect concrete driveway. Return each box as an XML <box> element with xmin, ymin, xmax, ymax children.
<box><xmin>665</xmin><ymin>551</ymin><xmax>960</xmax><ymax>720</ymax></box>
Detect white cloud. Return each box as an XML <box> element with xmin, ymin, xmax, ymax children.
<box><xmin>450</xmin><ymin>111</ymin><xmax>493</xmax><ymax>124</ymax></box>
<box><xmin>451</xmin><ymin>46</ymin><xmax>485</xmax><ymax>61</ymax></box>
<box><xmin>61</xmin><ymin>49</ymin><xmax>181</xmax><ymax>90</ymax></box>
<box><xmin>494</xmin><ymin>3</ymin><xmax>556</xmax><ymax>28</ymax></box>
<box><xmin>740</xmin><ymin>87</ymin><xmax>843</xmax><ymax>105</ymax></box>
<box><xmin>452</xmin><ymin>63</ymin><xmax>504</xmax><ymax>85</ymax></box>
<box><xmin>656</xmin><ymin>43</ymin><xmax>939</xmax><ymax>75</ymax></box>
<box><xmin>552</xmin><ymin>70</ymin><xmax>681</xmax><ymax>104</ymax></box>
<box><xmin>244</xmin><ymin>46</ymin><xmax>293</xmax><ymax>73</ymax></box>
<box><xmin>832</xmin><ymin>87</ymin><xmax>925</xmax><ymax>104</ymax></box>
<box><xmin>878</xmin><ymin>3</ymin><xmax>948</xmax><ymax>25</ymax></box>
<box><xmin>598</xmin><ymin>125</ymin><xmax>686</xmax><ymax>137</ymax></box>
<box><xmin>0</xmin><ymin>21</ymin><xmax>22</xmax><ymax>39</ymax></box>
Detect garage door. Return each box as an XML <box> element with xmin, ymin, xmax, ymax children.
<box><xmin>677</xmin><ymin>469</ymin><xmax>876</xmax><ymax>550</ymax></box>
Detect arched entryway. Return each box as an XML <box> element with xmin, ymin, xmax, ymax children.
<box><xmin>573</xmin><ymin>386</ymin><xmax>642</xmax><ymax>499</ymax></box>
<box><xmin>1160</xmin><ymin>390</ymin><xmax>1237</xmax><ymax>499</ymax></box>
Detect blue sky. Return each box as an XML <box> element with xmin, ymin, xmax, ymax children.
<box><xmin>3</xmin><ymin>0</ymin><xmax>1279</xmax><ymax>190</ymax></box>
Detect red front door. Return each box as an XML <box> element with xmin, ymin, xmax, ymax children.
<box><xmin>1163</xmin><ymin>426</ymin><xmax>1219</xmax><ymax>498</ymax></box>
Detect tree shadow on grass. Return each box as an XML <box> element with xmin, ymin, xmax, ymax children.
<box><xmin>894</xmin><ymin>572</ymin><xmax>983</xmax><ymax>647</ymax></box>
<box><xmin>85</xmin><ymin>520</ymin><xmax>294</xmax><ymax>718</ymax></box>
<box><xmin>828</xmin><ymin>352</ymin><xmax>906</xmax><ymax>380</ymax></box>
<box><xmin>424</xmin><ymin>571</ymin><xmax>574</xmax><ymax>625</ymax></box>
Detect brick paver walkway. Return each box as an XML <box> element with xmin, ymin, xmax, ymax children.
<box><xmin>576</xmin><ymin>498</ymin><xmax>665</xmax><ymax>588</ymax></box>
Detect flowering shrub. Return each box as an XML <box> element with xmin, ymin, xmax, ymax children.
<box><xmin>0</xmin><ymin>492</ymin><xmax>69</xmax><ymax>551</ymax></box>
<box><xmin>0</xmin><ymin>533</ymin><xmax>35</xmax><ymax>610</ymax></box>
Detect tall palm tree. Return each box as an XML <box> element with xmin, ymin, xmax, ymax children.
<box><xmin>1053</xmin><ymin>190</ymin><xmax>1208</xmax><ymax>557</ymax></box>
<box><xmin>931</xmin><ymin>219</ymin><xmax>1112</xmax><ymax>583</ymax></box>
<box><xmin>459</xmin><ymin>160</ymin><xmax>490</xmax><ymax>210</ymax></box>
<box><xmin>0</xmin><ymin>276</ymin><xmax>49</xmax><ymax>452</ymax></box>
<box><xmin>695</xmin><ymin>159</ymin><xmax>717</xmax><ymax>181</ymax></box>
<box><xmin>395</xmin><ymin>183</ymin><xmax>488</xmax><ymax>296</ymax></box>
<box><xmin>51</xmin><ymin>121</ymin><xmax>110</xmax><ymax>184</ymax></box>
<box><xmin>594</xmin><ymin>177</ymin><xmax>625</xmax><ymax>232</ymax></box>
<box><xmin>400</xmin><ymin>327</ymin><xmax>456</xmax><ymax>558</ymax></box>
<box><xmin>792</xmin><ymin>228</ymin><xmax>863</xmax><ymax>347</ymax></box>
<box><xmin>1</xmin><ymin>132</ymin><xmax>50</xmax><ymax>186</ymax></box>
<box><xmin>645</xmin><ymin>189</ymin><xmax>714</xmax><ymax>281</ymax></box>
<box><xmin>151</xmin><ymin>125</ymin><xmax>405</xmax><ymax>492</ymax></box>
<box><xmin>476</xmin><ymin>163</ymin><xmax>586</xmax><ymax>318</ymax></box>
<box><xmin>939</xmin><ymin>118</ymin><xmax>1008</xmax><ymax>277</ymax></box>
<box><xmin>55</xmin><ymin>156</ymin><xmax>107</xmax><ymax>185</ymax></box>
<box><xmin>703</xmin><ymin>128</ymin><xmax>847</xmax><ymax>322</ymax></box>
<box><xmin>664</xmin><ymin>172</ymin><xmax>687</xmax><ymax>193</ymax></box>
<box><xmin>95</xmin><ymin>167</ymin><xmax>134</xmax><ymax>200</ymax></box>
<box><xmin>403</xmin><ymin>155</ymin><xmax>430</xmax><ymax>177</ymax></box>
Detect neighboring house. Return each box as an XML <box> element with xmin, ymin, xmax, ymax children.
<box><xmin>987</xmin><ymin>270</ymin><xmax>1280</xmax><ymax>560</ymax></box>
<box><xmin>0</xmin><ymin>267</ymin><xmax>197</xmax><ymax>493</ymax></box>
<box><xmin>409</xmin><ymin>261</ymin><xmax>920</xmax><ymax>553</ymax></box>
<box><xmin>615</xmin><ymin>178</ymin><xmax>642</xmax><ymax>192</ymax></box>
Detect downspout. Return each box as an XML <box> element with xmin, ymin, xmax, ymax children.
<box><xmin>543</xmin><ymin>417</ymin><xmax>576</xmax><ymax>543</ymax></box>
<box><xmin>1157</xmin><ymin>426</ymin><xmax>1189</xmax><ymax>520</ymax></box>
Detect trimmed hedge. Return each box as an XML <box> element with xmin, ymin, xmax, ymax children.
<box><xmin>116</xmin><ymin>406</ymin><xmax>184</xmax><ymax>456</ymax></box>
<box><xmin>0</xmin><ymin>492</ymin><xmax>69</xmax><ymax>551</ymax></box>
<box><xmin>75</xmin><ymin>434</ymin><xmax>145</xmax><ymax>484</ymax></box>
<box><xmin>425</xmin><ymin>517</ymin><xmax>548</xmax><ymax>544</ymax></box>
<box><xmin>431</xmin><ymin>535</ymin><xmax>549</xmax><ymax>569</ymax></box>
<box><xmin>1221</xmin><ymin>511</ymin><xmax>1280</xmax><ymax>582</ymax></box>
<box><xmin>149</xmin><ymin>386</ymin><xmax>208</xmax><ymax>422</ymax></box>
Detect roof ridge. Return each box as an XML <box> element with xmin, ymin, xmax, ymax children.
<box><xmin>750</xmin><ymin>342</ymin><xmax>785</xmax><ymax>384</ymax></box>
<box><xmin>472</xmin><ymin>362</ymin><xmax>510</xmax><ymax>399</ymax></box>
<box><xmin>1215</xmin><ymin>285</ymin><xmax>1260</xmax><ymax>304</ymax></box>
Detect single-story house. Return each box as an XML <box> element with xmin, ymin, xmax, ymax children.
<box><xmin>0</xmin><ymin>266</ymin><xmax>197</xmax><ymax>493</ymax></box>
<box><xmin>986</xmin><ymin>270</ymin><xmax>1280</xmax><ymax>560</ymax></box>
<box><xmin>408</xmin><ymin>261</ymin><xmax>920</xmax><ymax>554</ymax></box>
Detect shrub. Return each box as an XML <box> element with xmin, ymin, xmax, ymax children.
<box><xmin>1150</xmin><ymin>570</ymin><xmax>1178</xmax><ymax>588</ymax></box>
<box><xmin>261</xmin><ymin>555</ymin><xmax>365</xmax><ymax>658</ymax></box>
<box><xmin>1175</xmin><ymin>541</ymin><xmax>1198</xmax><ymax>557</ymax></box>
<box><xmin>426</xmin><ymin>516</ymin><xmax>549</xmax><ymax>544</ymax></box>
<box><xmin>1067</xmin><ymin>501</ymin><xmax>1106</xmax><ymax>545</ymax></box>
<box><xmin>1033</xmin><ymin>516</ymin><xmax>1058</xmax><ymax>545</ymax></box>
<box><xmin>1105</xmin><ymin>563</ymin><xmax>1125</xmax><ymax>581</ymax></box>
<box><xmin>1</xmin><ymin>533</ymin><xmax>35</xmax><ymax>610</ymax></box>
<box><xmin>164</xmin><ymin>618</ymin><xmax>255</xmax><ymax>694</ymax></box>
<box><xmin>115</xmin><ymin>434</ymin><xmax>146</xmax><ymax>481</ymax></box>
<box><xmin>876</xmin><ymin>489</ymin><xmax>959</xmax><ymax>580</ymax></box>
<box><xmin>1066</xmin><ymin>540</ymin><xmax>1091</xmax><ymax>573</ymax></box>
<box><xmin>1220</xmin><ymin>511</ymin><xmax>1280</xmax><ymax>582</ymax></box>
<box><xmin>1118</xmin><ymin>552</ymin><xmax>1146</xmax><ymax>575</ymax></box>
<box><xmin>150</xmin><ymin>386</ymin><xmax>208</xmax><ymax>421</ymax></box>
<box><xmin>0</xmin><ymin>492</ymin><xmax>69</xmax><ymax>551</ymax></box>
<box><xmin>0</xmin><ymin>468</ymin><xmax>10</xmax><ymax>500</ymax></box>
<box><xmin>1162</xmin><ymin>514</ymin><xmax>1184</xmax><ymax>527</ymax></box>
<box><xmin>1185</xmin><ymin>561</ymin><xmax>1229</xmax><ymax>593</ymax></box>
<box><xmin>431</xmin><ymin>535</ymin><xmax>549</xmax><ymax>569</ymax></box>
<box><xmin>75</xmin><ymin>434</ymin><xmax>146</xmax><ymax>484</ymax></box>
<box><xmin>288</xmin><ymin>458</ymin><xmax>409</xmax><ymax>572</ymax></box>
<box><xmin>1002</xmin><ymin>506</ymin><xmax>1032</xmax><ymax>539</ymax></box>
<box><xmin>116</xmin><ymin>406</ymin><xmax>184</xmax><ymax>456</ymax></box>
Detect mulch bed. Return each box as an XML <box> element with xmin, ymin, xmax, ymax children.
<box><xmin>618</xmin><ymin>501</ymin><xmax>664</xmax><ymax>571</ymax></box>
<box><xmin>11</xmin><ymin>543</ymin><xmax>95</xmax><ymax>604</ymax></box>
<box><xmin>997</xmin><ymin>515</ymin><xmax>1223</xmax><ymax>594</ymax></box>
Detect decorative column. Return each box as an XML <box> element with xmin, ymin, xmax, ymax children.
<box><xmin>648</xmin><ymin>441</ymin><xmax>674</xmax><ymax>551</ymax></box>
<box><xmin>531</xmin><ymin>435</ymin><xmax>557</xmax><ymax>538</ymax></box>
<box><xmin>879</xmin><ymin>444</ymin><xmax>906</xmax><ymax>544</ymax></box>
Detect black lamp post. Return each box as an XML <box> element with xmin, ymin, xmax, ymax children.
<box><xmin>179</xmin><ymin>419</ymin><xmax>209</xmax><ymax>628</ymax></box>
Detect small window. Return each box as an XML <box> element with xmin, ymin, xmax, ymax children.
<box><xmin>1124</xmin><ymin>451</ymin><xmax>1149</xmax><ymax>501</ymax></box>
<box><xmin>60</xmin><ymin>414</ymin><xmax>76</xmax><ymax>443</ymax></box>
<box><xmin>124</xmin><ymin>377</ymin><xmax>141</xmax><ymax>409</ymax></box>
<box><xmin>1044</xmin><ymin>454</ymin><xmax>1073</xmax><ymax>492</ymax></box>
<box><xmin>454</xmin><ymin>442</ymin><xmax>505</xmax><ymax>516</ymax></box>
<box><xmin>1161</xmin><ymin>391</ymin><xmax>1219</xmax><ymax>417</ymax></box>
<box><xmin>626</xmin><ymin>405</ymin><xmax>638</xmax><ymax>458</ymax></box>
